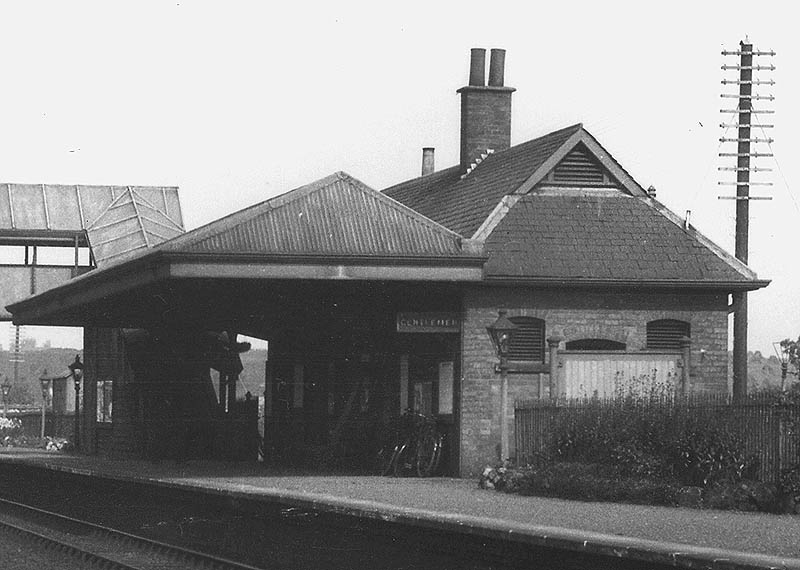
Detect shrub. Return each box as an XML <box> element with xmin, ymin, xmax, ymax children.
<box><xmin>780</xmin><ymin>465</ymin><xmax>800</xmax><ymax>500</ymax></box>
<box><xmin>703</xmin><ymin>480</ymin><xmax>781</xmax><ymax>513</ymax></box>
<box><xmin>668</xmin><ymin>413</ymin><xmax>758</xmax><ymax>486</ymax></box>
<box><xmin>511</xmin><ymin>462</ymin><xmax>680</xmax><ymax>506</ymax></box>
<box><xmin>505</xmin><ymin>387</ymin><xmax>800</xmax><ymax>512</ymax></box>
<box><xmin>0</xmin><ymin>417</ymin><xmax>23</xmax><ymax>443</ymax></box>
<box><xmin>547</xmin><ymin>394</ymin><xmax>755</xmax><ymax>488</ymax></box>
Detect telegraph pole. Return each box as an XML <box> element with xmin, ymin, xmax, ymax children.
<box><xmin>719</xmin><ymin>38</ymin><xmax>775</xmax><ymax>401</ymax></box>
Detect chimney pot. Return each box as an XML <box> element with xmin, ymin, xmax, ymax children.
<box><xmin>488</xmin><ymin>48</ymin><xmax>506</xmax><ymax>87</ymax></box>
<box><xmin>421</xmin><ymin>147</ymin><xmax>435</xmax><ymax>176</ymax></box>
<box><xmin>458</xmin><ymin>48</ymin><xmax>515</xmax><ymax>172</ymax></box>
<box><xmin>468</xmin><ymin>48</ymin><xmax>486</xmax><ymax>86</ymax></box>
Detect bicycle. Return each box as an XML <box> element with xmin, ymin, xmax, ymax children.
<box><xmin>376</xmin><ymin>410</ymin><xmax>443</xmax><ymax>477</ymax></box>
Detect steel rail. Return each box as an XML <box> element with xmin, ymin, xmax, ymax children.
<box><xmin>0</xmin><ymin>497</ymin><xmax>264</xmax><ymax>570</ymax></box>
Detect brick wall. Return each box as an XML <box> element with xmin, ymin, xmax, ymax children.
<box><xmin>84</xmin><ymin>327</ymin><xmax>139</xmax><ymax>457</ymax></box>
<box><xmin>459</xmin><ymin>285</ymin><xmax>729</xmax><ymax>476</ymax></box>
<box><xmin>459</xmin><ymin>87</ymin><xmax>513</xmax><ymax>170</ymax></box>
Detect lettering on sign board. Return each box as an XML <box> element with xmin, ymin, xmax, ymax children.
<box><xmin>396</xmin><ymin>312</ymin><xmax>461</xmax><ymax>333</ymax></box>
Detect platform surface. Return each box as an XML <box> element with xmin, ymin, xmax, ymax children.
<box><xmin>1</xmin><ymin>448</ymin><xmax>799</xmax><ymax>569</ymax></box>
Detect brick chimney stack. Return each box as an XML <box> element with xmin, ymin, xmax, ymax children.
<box><xmin>421</xmin><ymin>147</ymin><xmax>435</xmax><ymax>176</ymax></box>
<box><xmin>457</xmin><ymin>48</ymin><xmax>515</xmax><ymax>172</ymax></box>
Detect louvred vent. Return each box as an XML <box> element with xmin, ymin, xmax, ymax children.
<box><xmin>550</xmin><ymin>144</ymin><xmax>611</xmax><ymax>186</ymax></box>
<box><xmin>508</xmin><ymin>317</ymin><xmax>545</xmax><ymax>361</ymax></box>
<box><xmin>646</xmin><ymin>319</ymin><xmax>690</xmax><ymax>349</ymax></box>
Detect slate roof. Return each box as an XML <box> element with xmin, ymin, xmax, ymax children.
<box><xmin>383</xmin><ymin>124</ymin><xmax>583</xmax><ymax>236</ymax></box>
<box><xmin>383</xmin><ymin>123</ymin><xmax>766</xmax><ymax>289</ymax></box>
<box><xmin>483</xmin><ymin>191</ymin><xmax>757</xmax><ymax>284</ymax></box>
<box><xmin>157</xmin><ymin>171</ymin><xmax>477</xmax><ymax>259</ymax></box>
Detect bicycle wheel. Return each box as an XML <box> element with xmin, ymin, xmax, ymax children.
<box><xmin>392</xmin><ymin>443</ymin><xmax>411</xmax><ymax>477</ymax></box>
<box><xmin>376</xmin><ymin>443</ymin><xmax>399</xmax><ymax>476</ymax></box>
<box><xmin>415</xmin><ymin>425</ymin><xmax>442</xmax><ymax>477</ymax></box>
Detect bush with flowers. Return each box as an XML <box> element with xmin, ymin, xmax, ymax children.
<box><xmin>0</xmin><ymin>416</ymin><xmax>23</xmax><ymax>444</ymax></box>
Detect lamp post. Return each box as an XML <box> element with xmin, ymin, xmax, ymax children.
<box><xmin>773</xmin><ymin>342</ymin><xmax>790</xmax><ymax>392</ymax></box>
<box><xmin>0</xmin><ymin>377</ymin><xmax>11</xmax><ymax>417</ymax></box>
<box><xmin>486</xmin><ymin>310</ymin><xmax>518</xmax><ymax>464</ymax></box>
<box><xmin>68</xmin><ymin>355</ymin><xmax>84</xmax><ymax>450</ymax></box>
<box><xmin>40</xmin><ymin>370</ymin><xmax>52</xmax><ymax>440</ymax></box>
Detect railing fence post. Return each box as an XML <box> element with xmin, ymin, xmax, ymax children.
<box><xmin>679</xmin><ymin>336</ymin><xmax>692</xmax><ymax>395</ymax></box>
<box><xmin>547</xmin><ymin>336</ymin><xmax>562</xmax><ymax>400</ymax></box>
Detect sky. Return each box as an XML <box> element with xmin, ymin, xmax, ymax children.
<box><xmin>0</xmin><ymin>1</ymin><xmax>797</xmax><ymax>356</ymax></box>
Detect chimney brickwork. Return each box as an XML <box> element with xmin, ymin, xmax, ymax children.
<box><xmin>421</xmin><ymin>147</ymin><xmax>435</xmax><ymax>176</ymax></box>
<box><xmin>458</xmin><ymin>48</ymin><xmax>515</xmax><ymax>171</ymax></box>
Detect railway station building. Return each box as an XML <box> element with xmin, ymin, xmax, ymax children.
<box><xmin>5</xmin><ymin>49</ymin><xmax>768</xmax><ymax>476</ymax></box>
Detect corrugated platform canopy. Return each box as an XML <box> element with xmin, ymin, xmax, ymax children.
<box><xmin>6</xmin><ymin>172</ymin><xmax>485</xmax><ymax>328</ymax></box>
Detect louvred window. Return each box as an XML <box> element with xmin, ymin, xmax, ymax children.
<box><xmin>550</xmin><ymin>144</ymin><xmax>612</xmax><ymax>187</ymax></box>
<box><xmin>646</xmin><ymin>319</ymin><xmax>690</xmax><ymax>349</ymax></box>
<box><xmin>508</xmin><ymin>317</ymin><xmax>545</xmax><ymax>362</ymax></box>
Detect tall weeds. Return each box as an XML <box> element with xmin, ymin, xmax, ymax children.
<box><xmin>549</xmin><ymin>374</ymin><xmax>757</xmax><ymax>486</ymax></box>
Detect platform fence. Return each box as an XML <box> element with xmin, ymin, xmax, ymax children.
<box><xmin>515</xmin><ymin>392</ymin><xmax>800</xmax><ymax>484</ymax></box>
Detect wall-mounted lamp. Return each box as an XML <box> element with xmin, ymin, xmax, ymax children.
<box><xmin>486</xmin><ymin>310</ymin><xmax>518</xmax><ymax>463</ymax></box>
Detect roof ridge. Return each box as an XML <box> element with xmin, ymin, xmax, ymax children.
<box><xmin>385</xmin><ymin>125</ymin><xmax>585</xmax><ymax>196</ymax></box>
<box><xmin>340</xmin><ymin>172</ymin><xmax>467</xmax><ymax>241</ymax></box>
<box><xmin>491</xmin><ymin>123</ymin><xmax>584</xmax><ymax>159</ymax></box>
<box><xmin>158</xmin><ymin>173</ymin><xmax>345</xmax><ymax>252</ymax></box>
<box><xmin>134</xmin><ymin>200</ymin><xmax>186</xmax><ymax>233</ymax></box>
<box><xmin>382</xmin><ymin>163</ymin><xmax>462</xmax><ymax>196</ymax></box>
<box><xmin>130</xmin><ymin>188</ymin><xmax>185</xmax><ymax>232</ymax></box>
<box><xmin>141</xmin><ymin>170</ymin><xmax>482</xmax><ymax>260</ymax></box>
<box><xmin>513</xmin><ymin>127</ymin><xmax>647</xmax><ymax>197</ymax></box>
<box><xmin>166</xmin><ymin>171</ymin><xmax>469</xmax><ymax>254</ymax></box>
<box><xmin>85</xmin><ymin>189</ymin><xmax>132</xmax><ymax>230</ymax></box>
<box><xmin>460</xmin><ymin>149</ymin><xmax>495</xmax><ymax>179</ymax></box>
<box><xmin>127</xmin><ymin>186</ymin><xmax>150</xmax><ymax>248</ymax></box>
<box><xmin>574</xmin><ymin>129</ymin><xmax>647</xmax><ymax>197</ymax></box>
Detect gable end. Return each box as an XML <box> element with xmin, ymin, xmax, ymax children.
<box><xmin>543</xmin><ymin>144</ymin><xmax>618</xmax><ymax>188</ymax></box>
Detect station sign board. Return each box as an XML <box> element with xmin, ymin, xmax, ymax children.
<box><xmin>396</xmin><ymin>312</ymin><xmax>460</xmax><ymax>334</ymax></box>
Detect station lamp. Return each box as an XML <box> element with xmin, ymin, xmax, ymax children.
<box><xmin>39</xmin><ymin>369</ymin><xmax>52</xmax><ymax>439</ymax></box>
<box><xmin>487</xmin><ymin>310</ymin><xmax>517</xmax><ymax>364</ymax></box>
<box><xmin>0</xmin><ymin>376</ymin><xmax>11</xmax><ymax>417</ymax></box>
<box><xmin>486</xmin><ymin>310</ymin><xmax>517</xmax><ymax>464</ymax></box>
<box><xmin>68</xmin><ymin>355</ymin><xmax>84</xmax><ymax>449</ymax></box>
<box><xmin>773</xmin><ymin>341</ymin><xmax>791</xmax><ymax>391</ymax></box>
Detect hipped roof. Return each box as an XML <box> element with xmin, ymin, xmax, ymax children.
<box><xmin>7</xmin><ymin>172</ymin><xmax>485</xmax><ymax>325</ymax></box>
<box><xmin>6</xmin><ymin>123</ymin><xmax>770</xmax><ymax>327</ymax></box>
<box><xmin>157</xmin><ymin>171</ymin><xmax>479</xmax><ymax>259</ymax></box>
<box><xmin>385</xmin><ymin>124</ymin><xmax>767</xmax><ymax>290</ymax></box>
<box><xmin>484</xmin><ymin>191</ymin><xmax>762</xmax><ymax>287</ymax></box>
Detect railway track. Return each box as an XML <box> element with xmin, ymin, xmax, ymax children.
<box><xmin>0</xmin><ymin>497</ymin><xmax>265</xmax><ymax>570</ymax></box>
